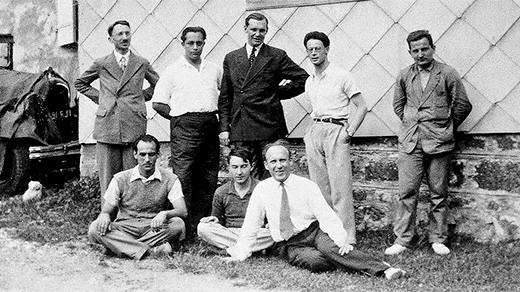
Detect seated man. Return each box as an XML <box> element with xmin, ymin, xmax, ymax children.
<box><xmin>197</xmin><ymin>148</ymin><xmax>273</xmax><ymax>254</ymax></box>
<box><xmin>224</xmin><ymin>141</ymin><xmax>406</xmax><ymax>280</ymax></box>
<box><xmin>88</xmin><ymin>134</ymin><xmax>187</xmax><ymax>260</ymax></box>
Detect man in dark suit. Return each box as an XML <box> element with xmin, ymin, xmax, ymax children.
<box><xmin>218</xmin><ymin>12</ymin><xmax>309</xmax><ymax>179</ymax></box>
<box><xmin>75</xmin><ymin>20</ymin><xmax>159</xmax><ymax>205</ymax></box>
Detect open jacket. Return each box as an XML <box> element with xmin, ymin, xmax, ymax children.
<box><xmin>393</xmin><ymin>60</ymin><xmax>472</xmax><ymax>154</ymax></box>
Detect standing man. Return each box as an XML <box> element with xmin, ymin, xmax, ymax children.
<box><xmin>218</xmin><ymin>12</ymin><xmax>309</xmax><ymax>179</ymax></box>
<box><xmin>88</xmin><ymin>134</ymin><xmax>187</xmax><ymax>260</ymax></box>
<box><xmin>303</xmin><ymin>31</ymin><xmax>367</xmax><ymax>243</ymax></box>
<box><xmin>224</xmin><ymin>141</ymin><xmax>405</xmax><ymax>280</ymax></box>
<box><xmin>152</xmin><ymin>27</ymin><xmax>221</xmax><ymax>237</ymax></box>
<box><xmin>75</xmin><ymin>20</ymin><xmax>159</xmax><ymax>202</ymax></box>
<box><xmin>385</xmin><ymin>30</ymin><xmax>472</xmax><ymax>256</ymax></box>
<box><xmin>197</xmin><ymin>148</ymin><xmax>273</xmax><ymax>254</ymax></box>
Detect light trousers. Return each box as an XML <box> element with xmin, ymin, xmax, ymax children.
<box><xmin>197</xmin><ymin>222</ymin><xmax>273</xmax><ymax>251</ymax></box>
<box><xmin>88</xmin><ymin>217</ymin><xmax>185</xmax><ymax>260</ymax></box>
<box><xmin>304</xmin><ymin>122</ymin><xmax>356</xmax><ymax>243</ymax></box>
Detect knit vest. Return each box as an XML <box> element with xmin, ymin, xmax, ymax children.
<box><xmin>114</xmin><ymin>168</ymin><xmax>178</xmax><ymax>220</ymax></box>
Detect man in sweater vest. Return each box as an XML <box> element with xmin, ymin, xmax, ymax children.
<box><xmin>88</xmin><ymin>134</ymin><xmax>187</xmax><ymax>259</ymax></box>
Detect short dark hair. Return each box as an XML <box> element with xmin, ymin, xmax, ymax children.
<box><xmin>262</xmin><ymin>139</ymin><xmax>290</xmax><ymax>162</ymax></box>
<box><xmin>132</xmin><ymin>134</ymin><xmax>160</xmax><ymax>153</ymax></box>
<box><xmin>228</xmin><ymin>148</ymin><xmax>253</xmax><ymax>165</ymax></box>
<box><xmin>304</xmin><ymin>31</ymin><xmax>330</xmax><ymax>48</ymax></box>
<box><xmin>181</xmin><ymin>26</ymin><xmax>207</xmax><ymax>42</ymax></box>
<box><xmin>108</xmin><ymin>20</ymin><xmax>130</xmax><ymax>36</ymax></box>
<box><xmin>406</xmin><ymin>30</ymin><xmax>434</xmax><ymax>49</ymax></box>
<box><xmin>245</xmin><ymin>12</ymin><xmax>268</xmax><ymax>28</ymax></box>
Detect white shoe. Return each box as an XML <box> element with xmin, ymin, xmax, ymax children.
<box><xmin>384</xmin><ymin>243</ymin><xmax>407</xmax><ymax>255</ymax></box>
<box><xmin>432</xmin><ymin>243</ymin><xmax>450</xmax><ymax>255</ymax></box>
<box><xmin>384</xmin><ymin>267</ymin><xmax>406</xmax><ymax>280</ymax></box>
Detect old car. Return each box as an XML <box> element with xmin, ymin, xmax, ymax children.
<box><xmin>0</xmin><ymin>67</ymin><xmax>79</xmax><ymax>197</ymax></box>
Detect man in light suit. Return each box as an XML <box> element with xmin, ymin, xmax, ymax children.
<box><xmin>218</xmin><ymin>12</ymin><xmax>309</xmax><ymax>179</ymax></box>
<box><xmin>385</xmin><ymin>30</ymin><xmax>472</xmax><ymax>256</ymax></box>
<box><xmin>75</xmin><ymin>20</ymin><xmax>159</xmax><ymax>206</ymax></box>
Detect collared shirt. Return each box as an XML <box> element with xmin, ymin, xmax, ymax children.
<box><xmin>211</xmin><ymin>178</ymin><xmax>259</xmax><ymax>228</ymax></box>
<box><xmin>151</xmin><ymin>56</ymin><xmax>222</xmax><ymax>117</ymax></box>
<box><xmin>229</xmin><ymin>174</ymin><xmax>347</xmax><ymax>260</ymax></box>
<box><xmin>113</xmin><ymin>50</ymin><xmax>130</xmax><ymax>67</ymax></box>
<box><xmin>305</xmin><ymin>64</ymin><xmax>361</xmax><ymax>120</ymax></box>
<box><xmin>104</xmin><ymin>166</ymin><xmax>183</xmax><ymax>206</ymax></box>
<box><xmin>245</xmin><ymin>43</ymin><xmax>262</xmax><ymax>59</ymax></box>
<box><xmin>418</xmin><ymin>62</ymin><xmax>433</xmax><ymax>90</ymax></box>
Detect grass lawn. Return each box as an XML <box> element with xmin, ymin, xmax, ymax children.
<box><xmin>1</xmin><ymin>176</ymin><xmax>519</xmax><ymax>292</ymax></box>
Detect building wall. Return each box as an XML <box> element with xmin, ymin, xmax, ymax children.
<box><xmin>76</xmin><ymin>0</ymin><xmax>520</xmax><ymax>242</ymax></box>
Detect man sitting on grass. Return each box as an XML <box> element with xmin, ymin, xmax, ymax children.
<box><xmin>88</xmin><ymin>134</ymin><xmax>187</xmax><ymax>260</ymax></box>
<box><xmin>224</xmin><ymin>141</ymin><xmax>406</xmax><ymax>280</ymax></box>
<box><xmin>197</xmin><ymin>148</ymin><xmax>273</xmax><ymax>255</ymax></box>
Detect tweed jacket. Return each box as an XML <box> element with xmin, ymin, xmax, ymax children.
<box><xmin>393</xmin><ymin>60</ymin><xmax>472</xmax><ymax>154</ymax></box>
<box><xmin>75</xmin><ymin>51</ymin><xmax>159</xmax><ymax>144</ymax></box>
<box><xmin>218</xmin><ymin>44</ymin><xmax>309</xmax><ymax>142</ymax></box>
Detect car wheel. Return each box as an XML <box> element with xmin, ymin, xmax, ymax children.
<box><xmin>0</xmin><ymin>144</ymin><xmax>30</xmax><ymax>197</ymax></box>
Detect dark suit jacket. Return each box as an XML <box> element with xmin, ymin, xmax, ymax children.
<box><xmin>75</xmin><ymin>52</ymin><xmax>159</xmax><ymax>144</ymax></box>
<box><xmin>393</xmin><ymin>60</ymin><xmax>472</xmax><ymax>154</ymax></box>
<box><xmin>218</xmin><ymin>44</ymin><xmax>309</xmax><ymax>142</ymax></box>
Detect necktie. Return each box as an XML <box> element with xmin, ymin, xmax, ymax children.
<box><xmin>120</xmin><ymin>56</ymin><xmax>126</xmax><ymax>72</ymax></box>
<box><xmin>249</xmin><ymin>46</ymin><xmax>256</xmax><ymax>67</ymax></box>
<box><xmin>279</xmin><ymin>182</ymin><xmax>294</xmax><ymax>240</ymax></box>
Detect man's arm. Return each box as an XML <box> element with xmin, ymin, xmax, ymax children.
<box><xmin>393</xmin><ymin>72</ymin><xmax>407</xmax><ymax>120</ymax></box>
<box><xmin>151</xmin><ymin>66</ymin><xmax>175</xmax><ymax>120</ymax></box>
<box><xmin>218</xmin><ymin>55</ymin><xmax>233</xmax><ymax>145</ymax></box>
<box><xmin>94</xmin><ymin>178</ymin><xmax>120</xmax><ymax>236</ymax></box>
<box><xmin>345</xmin><ymin>92</ymin><xmax>368</xmax><ymax>140</ymax></box>
<box><xmin>152</xmin><ymin>102</ymin><xmax>172</xmax><ymax>120</ymax></box>
<box><xmin>200</xmin><ymin>188</ymin><xmax>225</xmax><ymax>224</ymax></box>
<box><xmin>447</xmin><ymin>69</ymin><xmax>472</xmax><ymax>129</ymax></box>
<box><xmin>142</xmin><ymin>63</ymin><xmax>160</xmax><ymax>102</ymax></box>
<box><xmin>150</xmin><ymin>179</ymin><xmax>188</xmax><ymax>230</ymax></box>
<box><xmin>276</xmin><ymin>52</ymin><xmax>309</xmax><ymax>100</ymax></box>
<box><xmin>74</xmin><ymin>62</ymin><xmax>101</xmax><ymax>104</ymax></box>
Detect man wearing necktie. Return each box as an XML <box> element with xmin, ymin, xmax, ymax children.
<box><xmin>225</xmin><ymin>141</ymin><xmax>406</xmax><ymax>280</ymax></box>
<box><xmin>218</xmin><ymin>12</ymin><xmax>309</xmax><ymax>179</ymax></box>
<box><xmin>75</xmin><ymin>20</ymin><xmax>159</xmax><ymax>206</ymax></box>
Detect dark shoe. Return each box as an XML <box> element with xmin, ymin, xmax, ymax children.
<box><xmin>149</xmin><ymin>242</ymin><xmax>173</xmax><ymax>257</ymax></box>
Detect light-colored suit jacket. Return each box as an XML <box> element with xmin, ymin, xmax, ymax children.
<box><xmin>75</xmin><ymin>51</ymin><xmax>159</xmax><ymax>144</ymax></box>
<box><xmin>218</xmin><ymin>44</ymin><xmax>308</xmax><ymax>142</ymax></box>
<box><xmin>393</xmin><ymin>60</ymin><xmax>472</xmax><ymax>154</ymax></box>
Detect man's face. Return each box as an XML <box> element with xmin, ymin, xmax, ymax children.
<box><xmin>183</xmin><ymin>31</ymin><xmax>205</xmax><ymax>63</ymax></box>
<box><xmin>245</xmin><ymin>19</ymin><xmax>268</xmax><ymax>47</ymax></box>
<box><xmin>134</xmin><ymin>141</ymin><xmax>158</xmax><ymax>177</ymax></box>
<box><xmin>228</xmin><ymin>155</ymin><xmax>252</xmax><ymax>185</ymax></box>
<box><xmin>264</xmin><ymin>145</ymin><xmax>290</xmax><ymax>182</ymax></box>
<box><xmin>306</xmin><ymin>39</ymin><xmax>329</xmax><ymax>67</ymax></box>
<box><xmin>109</xmin><ymin>24</ymin><xmax>131</xmax><ymax>53</ymax></box>
<box><xmin>409</xmin><ymin>37</ymin><xmax>435</xmax><ymax>69</ymax></box>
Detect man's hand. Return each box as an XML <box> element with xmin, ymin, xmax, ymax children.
<box><xmin>96</xmin><ymin>213</ymin><xmax>112</xmax><ymax>236</ymax></box>
<box><xmin>339</xmin><ymin>128</ymin><xmax>351</xmax><ymax>144</ymax></box>
<box><xmin>338</xmin><ymin>240</ymin><xmax>354</xmax><ymax>255</ymax></box>
<box><xmin>219</xmin><ymin>131</ymin><xmax>230</xmax><ymax>146</ymax></box>
<box><xmin>199</xmin><ymin>216</ymin><xmax>218</xmax><ymax>224</ymax></box>
<box><xmin>151</xmin><ymin>211</ymin><xmax>167</xmax><ymax>231</ymax></box>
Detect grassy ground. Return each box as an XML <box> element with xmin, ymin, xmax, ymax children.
<box><xmin>1</xmin><ymin>176</ymin><xmax>519</xmax><ymax>292</ymax></box>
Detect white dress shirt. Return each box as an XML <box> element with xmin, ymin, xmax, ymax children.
<box><xmin>151</xmin><ymin>56</ymin><xmax>222</xmax><ymax>117</ymax></box>
<box><xmin>113</xmin><ymin>50</ymin><xmax>130</xmax><ymax>68</ymax></box>
<box><xmin>228</xmin><ymin>174</ymin><xmax>348</xmax><ymax>260</ymax></box>
<box><xmin>305</xmin><ymin>64</ymin><xmax>361</xmax><ymax>119</ymax></box>
<box><xmin>104</xmin><ymin>166</ymin><xmax>183</xmax><ymax>207</ymax></box>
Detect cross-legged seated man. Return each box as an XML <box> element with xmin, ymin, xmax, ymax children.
<box><xmin>88</xmin><ymin>134</ymin><xmax>187</xmax><ymax>260</ymax></box>
<box><xmin>197</xmin><ymin>148</ymin><xmax>273</xmax><ymax>254</ymax></box>
<box><xmin>224</xmin><ymin>141</ymin><xmax>406</xmax><ymax>280</ymax></box>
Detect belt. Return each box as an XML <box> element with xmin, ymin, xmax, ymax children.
<box><xmin>184</xmin><ymin>111</ymin><xmax>217</xmax><ymax>116</ymax></box>
<box><xmin>314</xmin><ymin>118</ymin><xmax>346</xmax><ymax>126</ymax></box>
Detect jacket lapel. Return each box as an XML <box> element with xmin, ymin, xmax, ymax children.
<box><xmin>234</xmin><ymin>46</ymin><xmax>250</xmax><ymax>84</ymax></box>
<box><xmin>418</xmin><ymin>61</ymin><xmax>441</xmax><ymax>107</ymax></box>
<box><xmin>242</xmin><ymin>44</ymin><xmax>271</xmax><ymax>89</ymax></box>
<box><xmin>105</xmin><ymin>53</ymin><xmax>123</xmax><ymax>81</ymax></box>
<box><xmin>118</xmin><ymin>52</ymin><xmax>143</xmax><ymax>92</ymax></box>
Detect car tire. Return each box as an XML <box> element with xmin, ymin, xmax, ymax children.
<box><xmin>0</xmin><ymin>144</ymin><xmax>30</xmax><ymax>197</ymax></box>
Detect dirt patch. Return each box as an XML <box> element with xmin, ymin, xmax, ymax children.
<box><xmin>0</xmin><ymin>229</ymin><xmax>290</xmax><ymax>292</ymax></box>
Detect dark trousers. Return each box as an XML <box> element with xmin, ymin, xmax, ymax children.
<box><xmin>271</xmin><ymin>222</ymin><xmax>389</xmax><ymax>275</ymax></box>
<box><xmin>232</xmin><ymin>139</ymin><xmax>274</xmax><ymax>180</ymax></box>
<box><xmin>170</xmin><ymin>112</ymin><xmax>219</xmax><ymax>233</ymax></box>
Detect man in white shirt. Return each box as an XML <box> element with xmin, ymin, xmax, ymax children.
<box><xmin>88</xmin><ymin>135</ymin><xmax>187</xmax><ymax>260</ymax></box>
<box><xmin>152</xmin><ymin>27</ymin><xmax>222</xmax><ymax>237</ymax></box>
<box><xmin>303</xmin><ymin>31</ymin><xmax>368</xmax><ymax>243</ymax></box>
<box><xmin>224</xmin><ymin>141</ymin><xmax>406</xmax><ymax>280</ymax></box>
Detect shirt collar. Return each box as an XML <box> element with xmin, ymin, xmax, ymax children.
<box><xmin>113</xmin><ymin>50</ymin><xmax>130</xmax><ymax>62</ymax></box>
<box><xmin>416</xmin><ymin>60</ymin><xmax>435</xmax><ymax>73</ymax></box>
<box><xmin>229</xmin><ymin>178</ymin><xmax>258</xmax><ymax>197</ymax></box>
<box><xmin>129</xmin><ymin>165</ymin><xmax>162</xmax><ymax>183</ymax></box>
<box><xmin>179</xmin><ymin>55</ymin><xmax>206</xmax><ymax>69</ymax></box>
<box><xmin>246</xmin><ymin>43</ymin><xmax>262</xmax><ymax>57</ymax></box>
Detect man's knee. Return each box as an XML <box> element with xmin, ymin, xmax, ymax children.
<box><xmin>166</xmin><ymin>217</ymin><xmax>186</xmax><ymax>239</ymax></box>
<box><xmin>88</xmin><ymin>220</ymin><xmax>100</xmax><ymax>242</ymax></box>
<box><xmin>288</xmin><ymin>248</ymin><xmax>333</xmax><ymax>272</ymax></box>
<box><xmin>197</xmin><ymin>222</ymin><xmax>211</xmax><ymax>238</ymax></box>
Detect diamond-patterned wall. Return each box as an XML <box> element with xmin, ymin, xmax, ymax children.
<box><xmin>78</xmin><ymin>0</ymin><xmax>520</xmax><ymax>144</ymax></box>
